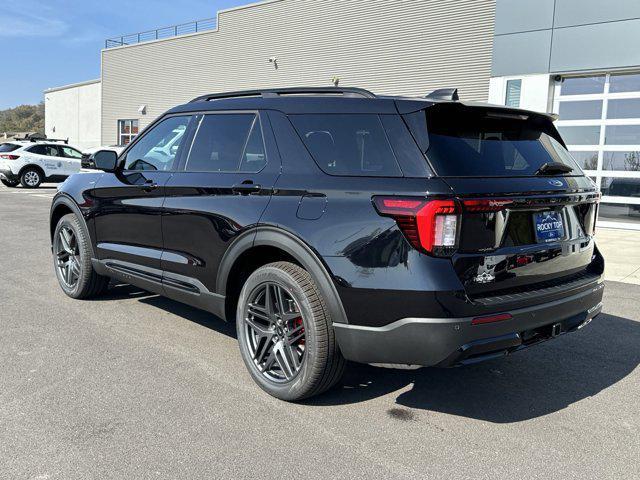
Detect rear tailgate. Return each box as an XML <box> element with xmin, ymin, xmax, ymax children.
<box><xmin>446</xmin><ymin>176</ymin><xmax>601</xmax><ymax>305</ymax></box>
<box><xmin>399</xmin><ymin>101</ymin><xmax>603</xmax><ymax>306</ymax></box>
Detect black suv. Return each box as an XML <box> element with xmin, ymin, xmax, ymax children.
<box><xmin>50</xmin><ymin>87</ymin><xmax>604</xmax><ymax>400</ymax></box>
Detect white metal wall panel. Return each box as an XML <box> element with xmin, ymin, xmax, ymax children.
<box><xmin>45</xmin><ymin>80</ymin><xmax>101</xmax><ymax>150</ymax></box>
<box><xmin>102</xmin><ymin>0</ymin><xmax>495</xmax><ymax>143</ymax></box>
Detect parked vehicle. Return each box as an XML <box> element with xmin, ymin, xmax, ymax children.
<box><xmin>50</xmin><ymin>87</ymin><xmax>604</xmax><ymax>400</ymax></box>
<box><xmin>81</xmin><ymin>145</ymin><xmax>126</xmax><ymax>169</ymax></box>
<box><xmin>0</xmin><ymin>139</ymin><xmax>83</xmax><ymax>188</ymax></box>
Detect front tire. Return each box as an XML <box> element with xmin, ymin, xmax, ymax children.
<box><xmin>1</xmin><ymin>178</ymin><xmax>18</xmax><ymax>187</ymax></box>
<box><xmin>53</xmin><ymin>213</ymin><xmax>109</xmax><ymax>299</ymax></box>
<box><xmin>20</xmin><ymin>167</ymin><xmax>42</xmax><ymax>188</ymax></box>
<box><xmin>236</xmin><ymin>262</ymin><xmax>345</xmax><ymax>401</ymax></box>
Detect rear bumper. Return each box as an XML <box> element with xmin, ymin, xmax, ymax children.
<box><xmin>0</xmin><ymin>169</ymin><xmax>18</xmax><ymax>181</ymax></box>
<box><xmin>334</xmin><ymin>280</ymin><xmax>604</xmax><ymax>367</ymax></box>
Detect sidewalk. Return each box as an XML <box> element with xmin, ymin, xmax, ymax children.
<box><xmin>596</xmin><ymin>228</ymin><xmax>640</xmax><ymax>285</ymax></box>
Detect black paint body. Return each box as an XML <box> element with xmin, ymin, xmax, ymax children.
<box><xmin>51</xmin><ymin>93</ymin><xmax>605</xmax><ymax>367</ymax></box>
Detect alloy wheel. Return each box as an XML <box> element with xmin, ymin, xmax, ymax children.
<box><xmin>55</xmin><ymin>226</ymin><xmax>81</xmax><ymax>289</ymax></box>
<box><xmin>24</xmin><ymin>171</ymin><xmax>40</xmax><ymax>187</ymax></box>
<box><xmin>243</xmin><ymin>282</ymin><xmax>307</xmax><ymax>383</ymax></box>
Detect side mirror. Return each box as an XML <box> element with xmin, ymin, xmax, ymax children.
<box><xmin>93</xmin><ymin>150</ymin><xmax>118</xmax><ymax>172</ymax></box>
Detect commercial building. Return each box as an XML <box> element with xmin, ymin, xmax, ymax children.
<box><xmin>99</xmin><ymin>0</ymin><xmax>495</xmax><ymax>144</ymax></box>
<box><xmin>44</xmin><ymin>0</ymin><xmax>640</xmax><ymax>229</ymax></box>
<box><xmin>489</xmin><ymin>0</ymin><xmax>640</xmax><ymax>229</ymax></box>
<box><xmin>44</xmin><ymin>79</ymin><xmax>101</xmax><ymax>150</ymax></box>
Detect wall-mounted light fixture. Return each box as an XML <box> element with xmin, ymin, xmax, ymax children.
<box><xmin>268</xmin><ymin>56</ymin><xmax>278</xmax><ymax>70</ymax></box>
<box><xmin>138</xmin><ymin>104</ymin><xmax>147</xmax><ymax>115</ymax></box>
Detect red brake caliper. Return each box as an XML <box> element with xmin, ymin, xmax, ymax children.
<box><xmin>294</xmin><ymin>317</ymin><xmax>305</xmax><ymax>346</ymax></box>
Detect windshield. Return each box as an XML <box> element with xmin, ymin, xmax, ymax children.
<box><xmin>405</xmin><ymin>104</ymin><xmax>581</xmax><ymax>177</ymax></box>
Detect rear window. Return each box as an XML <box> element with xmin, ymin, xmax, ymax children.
<box><xmin>406</xmin><ymin>104</ymin><xmax>581</xmax><ymax>177</ymax></box>
<box><xmin>290</xmin><ymin>114</ymin><xmax>403</xmax><ymax>177</ymax></box>
<box><xmin>0</xmin><ymin>143</ymin><xmax>20</xmax><ymax>152</ymax></box>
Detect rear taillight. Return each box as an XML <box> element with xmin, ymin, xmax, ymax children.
<box><xmin>373</xmin><ymin>197</ymin><xmax>460</xmax><ymax>255</ymax></box>
<box><xmin>0</xmin><ymin>154</ymin><xmax>19</xmax><ymax>160</ymax></box>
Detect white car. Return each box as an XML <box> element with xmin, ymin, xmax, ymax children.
<box><xmin>0</xmin><ymin>140</ymin><xmax>84</xmax><ymax>188</ymax></box>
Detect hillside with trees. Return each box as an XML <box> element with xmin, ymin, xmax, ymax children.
<box><xmin>0</xmin><ymin>103</ymin><xmax>45</xmax><ymax>134</ymax></box>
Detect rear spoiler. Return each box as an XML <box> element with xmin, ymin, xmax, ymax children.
<box><xmin>395</xmin><ymin>99</ymin><xmax>560</xmax><ymax>122</ymax></box>
<box><xmin>461</xmin><ymin>101</ymin><xmax>560</xmax><ymax>122</ymax></box>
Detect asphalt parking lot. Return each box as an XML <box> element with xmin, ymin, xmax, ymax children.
<box><xmin>1</xmin><ymin>183</ymin><xmax>639</xmax><ymax>480</ymax></box>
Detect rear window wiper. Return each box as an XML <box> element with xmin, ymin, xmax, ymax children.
<box><xmin>535</xmin><ymin>161</ymin><xmax>573</xmax><ymax>175</ymax></box>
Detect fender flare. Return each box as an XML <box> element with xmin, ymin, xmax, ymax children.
<box><xmin>50</xmin><ymin>194</ymin><xmax>96</xmax><ymax>258</ymax></box>
<box><xmin>217</xmin><ymin>226</ymin><xmax>349</xmax><ymax>325</ymax></box>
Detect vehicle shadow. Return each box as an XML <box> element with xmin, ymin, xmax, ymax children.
<box><xmin>140</xmin><ymin>295</ymin><xmax>237</xmax><ymax>339</ymax></box>
<box><xmin>97</xmin><ymin>283</ymin><xmax>237</xmax><ymax>338</ymax></box>
<box><xmin>103</xmin><ymin>284</ymin><xmax>639</xmax><ymax>423</ymax></box>
<box><xmin>307</xmin><ymin>313</ymin><xmax>640</xmax><ymax>423</ymax></box>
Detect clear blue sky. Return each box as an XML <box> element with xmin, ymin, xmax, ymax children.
<box><xmin>0</xmin><ymin>0</ymin><xmax>249</xmax><ymax>109</ymax></box>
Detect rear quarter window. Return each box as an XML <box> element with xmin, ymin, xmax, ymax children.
<box><xmin>290</xmin><ymin>114</ymin><xmax>403</xmax><ymax>177</ymax></box>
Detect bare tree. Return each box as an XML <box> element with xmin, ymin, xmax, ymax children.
<box><xmin>585</xmin><ymin>153</ymin><xmax>598</xmax><ymax>170</ymax></box>
<box><xmin>624</xmin><ymin>151</ymin><xmax>640</xmax><ymax>171</ymax></box>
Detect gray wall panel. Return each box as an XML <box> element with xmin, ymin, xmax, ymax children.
<box><xmin>554</xmin><ymin>0</ymin><xmax>640</xmax><ymax>28</ymax></box>
<box><xmin>101</xmin><ymin>0</ymin><xmax>496</xmax><ymax>144</ymax></box>
<box><xmin>550</xmin><ymin>19</ymin><xmax>640</xmax><ymax>72</ymax></box>
<box><xmin>492</xmin><ymin>30</ymin><xmax>552</xmax><ymax>76</ymax></box>
<box><xmin>495</xmin><ymin>0</ymin><xmax>554</xmax><ymax>35</ymax></box>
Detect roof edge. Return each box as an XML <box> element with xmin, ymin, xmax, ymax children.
<box><xmin>44</xmin><ymin>78</ymin><xmax>101</xmax><ymax>94</ymax></box>
<box><xmin>101</xmin><ymin>0</ymin><xmax>284</xmax><ymax>52</ymax></box>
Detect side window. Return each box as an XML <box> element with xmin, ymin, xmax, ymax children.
<box><xmin>28</xmin><ymin>145</ymin><xmax>59</xmax><ymax>157</ymax></box>
<box><xmin>185</xmin><ymin>114</ymin><xmax>266</xmax><ymax>173</ymax></box>
<box><xmin>290</xmin><ymin>114</ymin><xmax>403</xmax><ymax>177</ymax></box>
<box><xmin>123</xmin><ymin>116</ymin><xmax>191</xmax><ymax>171</ymax></box>
<box><xmin>62</xmin><ymin>147</ymin><xmax>82</xmax><ymax>159</ymax></box>
<box><xmin>27</xmin><ymin>145</ymin><xmax>47</xmax><ymax>156</ymax></box>
<box><xmin>49</xmin><ymin>145</ymin><xmax>63</xmax><ymax>157</ymax></box>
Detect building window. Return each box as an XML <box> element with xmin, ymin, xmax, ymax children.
<box><xmin>505</xmin><ymin>79</ymin><xmax>522</xmax><ymax>107</ymax></box>
<box><xmin>554</xmin><ymin>72</ymin><xmax>640</xmax><ymax>229</ymax></box>
<box><xmin>118</xmin><ymin>119</ymin><xmax>139</xmax><ymax>145</ymax></box>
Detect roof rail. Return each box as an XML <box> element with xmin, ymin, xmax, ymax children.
<box><xmin>425</xmin><ymin>88</ymin><xmax>459</xmax><ymax>101</ymax></box>
<box><xmin>189</xmin><ymin>87</ymin><xmax>377</xmax><ymax>103</ymax></box>
<box><xmin>16</xmin><ymin>133</ymin><xmax>69</xmax><ymax>144</ymax></box>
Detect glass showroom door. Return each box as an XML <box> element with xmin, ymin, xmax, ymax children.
<box><xmin>554</xmin><ymin>72</ymin><xmax>640</xmax><ymax>229</ymax></box>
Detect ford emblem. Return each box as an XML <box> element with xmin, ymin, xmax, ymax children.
<box><xmin>548</xmin><ymin>179</ymin><xmax>563</xmax><ymax>187</ymax></box>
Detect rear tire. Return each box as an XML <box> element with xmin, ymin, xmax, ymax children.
<box><xmin>20</xmin><ymin>167</ymin><xmax>42</xmax><ymax>188</ymax></box>
<box><xmin>53</xmin><ymin>213</ymin><xmax>110</xmax><ymax>299</ymax></box>
<box><xmin>1</xmin><ymin>178</ymin><xmax>18</xmax><ymax>187</ymax></box>
<box><xmin>236</xmin><ymin>261</ymin><xmax>345</xmax><ymax>401</ymax></box>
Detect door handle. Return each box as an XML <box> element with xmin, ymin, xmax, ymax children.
<box><xmin>232</xmin><ymin>181</ymin><xmax>262</xmax><ymax>195</ymax></box>
<box><xmin>142</xmin><ymin>180</ymin><xmax>158</xmax><ymax>192</ymax></box>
